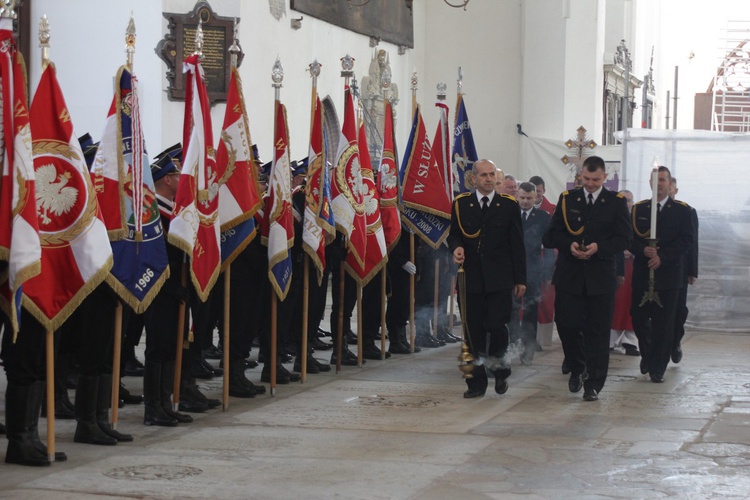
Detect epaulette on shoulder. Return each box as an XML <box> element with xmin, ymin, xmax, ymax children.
<box><xmin>455</xmin><ymin>192</ymin><xmax>472</xmax><ymax>200</ymax></box>
<box><xmin>634</xmin><ymin>199</ymin><xmax>649</xmax><ymax>205</ymax></box>
<box><xmin>500</xmin><ymin>193</ymin><xmax>517</xmax><ymax>202</ymax></box>
<box><xmin>562</xmin><ymin>190</ymin><xmax>570</xmax><ymax>196</ymax></box>
<box><xmin>673</xmin><ymin>199</ymin><xmax>690</xmax><ymax>208</ymax></box>
<box><xmin>616</xmin><ymin>192</ymin><xmax>625</xmax><ymax>198</ymax></box>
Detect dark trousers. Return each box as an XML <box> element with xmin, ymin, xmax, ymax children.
<box><xmin>361</xmin><ymin>274</ymin><xmax>383</xmax><ymax>340</ymax></box>
<box><xmin>76</xmin><ymin>283</ymin><xmax>119</xmax><ymax>376</ymax></box>
<box><xmin>227</xmin><ymin>246</ymin><xmax>266</xmax><ymax>361</ymax></box>
<box><xmin>509</xmin><ymin>283</ymin><xmax>540</xmax><ymax>347</ymax></box>
<box><xmin>3</xmin><ymin>309</ymin><xmax>59</xmax><ymax>385</ymax></box>
<box><xmin>385</xmin><ymin>263</ymin><xmax>410</xmax><ymax>332</ymax></box>
<box><xmin>555</xmin><ymin>290</ymin><xmax>614</xmax><ymax>392</ymax></box>
<box><xmin>673</xmin><ymin>283</ymin><xmax>689</xmax><ymax>349</ymax></box>
<box><xmin>144</xmin><ymin>270</ymin><xmax>182</xmax><ymax>363</ymax></box>
<box><xmin>328</xmin><ymin>244</ymin><xmax>356</xmax><ymax>339</ymax></box>
<box><xmin>631</xmin><ymin>287</ymin><xmax>679</xmax><ymax>377</ymax></box>
<box><xmin>463</xmin><ymin>289</ymin><xmax>512</xmax><ymax>381</ymax></box>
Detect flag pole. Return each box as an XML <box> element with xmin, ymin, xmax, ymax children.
<box><xmin>111</xmin><ymin>302</ymin><xmax>123</xmax><ymax>429</ymax></box>
<box><xmin>409</xmin><ymin>69</ymin><xmax>418</xmax><ymax>351</ymax></box>
<box><xmin>433</xmin><ymin>83</ymin><xmax>448</xmax><ymax>341</ymax></box>
<box><xmin>354</xmin><ymin>78</ymin><xmax>364</xmax><ymax>368</ymax></box>
<box><xmin>173</xmin><ymin>258</ymin><xmax>188</xmax><ymax>410</ymax></box>
<box><xmin>111</xmin><ymin>13</ymin><xmax>137</xmax><ymax>430</ymax></box>
<box><xmin>449</xmin><ymin>68</ymin><xmax>463</xmax><ymax>335</ymax></box>
<box><xmin>219</xmin><ymin>17</ymin><xmax>243</xmax><ymax>410</ymax></box>
<box><xmin>269</xmin><ymin>57</ymin><xmax>285</xmax><ymax>396</ymax></box>
<box><xmin>38</xmin><ymin>14</ymin><xmax>55</xmax><ymax>463</ymax></box>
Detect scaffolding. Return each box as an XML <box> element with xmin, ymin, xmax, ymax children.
<box><xmin>712</xmin><ymin>20</ymin><xmax>750</xmax><ymax>132</ymax></box>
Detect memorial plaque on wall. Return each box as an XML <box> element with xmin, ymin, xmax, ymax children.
<box><xmin>291</xmin><ymin>0</ymin><xmax>413</xmax><ymax>48</ymax></box>
<box><xmin>155</xmin><ymin>1</ymin><xmax>243</xmax><ymax>105</ymax></box>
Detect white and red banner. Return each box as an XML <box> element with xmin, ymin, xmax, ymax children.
<box><xmin>399</xmin><ymin>106</ymin><xmax>452</xmax><ymax>249</ymax></box>
<box><xmin>0</xmin><ymin>20</ymin><xmax>41</xmax><ymax>334</ymax></box>
<box><xmin>377</xmin><ymin>99</ymin><xmax>401</xmax><ymax>252</ymax></box>
<box><xmin>169</xmin><ymin>54</ymin><xmax>221</xmax><ymax>302</ymax></box>
<box><xmin>346</xmin><ymin>121</ymin><xmax>386</xmax><ymax>285</ymax></box>
<box><xmin>302</xmin><ymin>95</ymin><xmax>334</xmax><ymax>283</ymax></box>
<box><xmin>331</xmin><ymin>86</ymin><xmax>366</xmax><ymax>271</ymax></box>
<box><xmin>433</xmin><ymin>102</ymin><xmax>453</xmax><ymax>203</ymax></box>
<box><xmin>23</xmin><ymin>62</ymin><xmax>113</xmax><ymax>331</ymax></box>
<box><xmin>263</xmin><ymin>100</ymin><xmax>294</xmax><ymax>300</ymax></box>
<box><xmin>216</xmin><ymin>67</ymin><xmax>262</xmax><ymax>270</ymax></box>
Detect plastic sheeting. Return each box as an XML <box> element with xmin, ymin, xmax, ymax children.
<box><xmin>622</xmin><ymin>129</ymin><xmax>750</xmax><ymax>333</ymax></box>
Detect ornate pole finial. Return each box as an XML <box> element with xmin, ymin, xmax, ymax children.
<box><xmin>39</xmin><ymin>15</ymin><xmax>51</xmax><ymax>69</ymax></box>
<box><xmin>457</xmin><ymin>66</ymin><xmax>463</xmax><ymax>95</ymax></box>
<box><xmin>436</xmin><ymin>82</ymin><xmax>447</xmax><ymax>101</ymax></box>
<box><xmin>340</xmin><ymin>53</ymin><xmax>354</xmax><ymax>79</ymax></box>
<box><xmin>228</xmin><ymin>17</ymin><xmax>240</xmax><ymax>68</ymax></box>
<box><xmin>410</xmin><ymin>68</ymin><xmax>418</xmax><ymax>92</ymax></box>
<box><xmin>125</xmin><ymin>13</ymin><xmax>136</xmax><ymax>69</ymax></box>
<box><xmin>272</xmin><ymin>57</ymin><xmax>284</xmax><ymax>89</ymax></box>
<box><xmin>194</xmin><ymin>18</ymin><xmax>204</xmax><ymax>57</ymax></box>
<box><xmin>350</xmin><ymin>74</ymin><xmax>360</xmax><ymax>99</ymax></box>
<box><xmin>0</xmin><ymin>0</ymin><xmax>17</xmax><ymax>19</ymax></box>
<box><xmin>309</xmin><ymin>58</ymin><xmax>321</xmax><ymax>79</ymax></box>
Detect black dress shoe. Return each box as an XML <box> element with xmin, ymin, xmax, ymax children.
<box><xmin>261</xmin><ymin>367</ymin><xmax>290</xmax><ymax>384</ymax></box>
<box><xmin>388</xmin><ymin>341</ymin><xmax>411</xmax><ymax>355</ymax></box>
<box><xmin>463</xmin><ymin>388</ymin><xmax>486</xmax><ymax>398</ymax></box>
<box><xmin>436</xmin><ymin>330</ymin><xmax>459</xmax><ymax>344</ymax></box>
<box><xmin>203</xmin><ymin>345</ymin><xmax>223</xmax><ymax>360</ymax></box>
<box><xmin>310</xmin><ymin>356</ymin><xmax>331</xmax><ymax>372</ymax></box>
<box><xmin>345</xmin><ymin>330</ymin><xmax>358</xmax><ymax>345</ymax></box>
<box><xmin>190</xmin><ymin>360</ymin><xmax>215</xmax><ymax>380</ymax></box>
<box><xmin>317</xmin><ymin>327</ymin><xmax>331</xmax><ymax>338</ymax></box>
<box><xmin>201</xmin><ymin>358</ymin><xmax>223</xmax><ymax>377</ymax></box>
<box><xmin>362</xmin><ymin>343</ymin><xmax>391</xmax><ymax>360</ymax></box>
<box><xmin>650</xmin><ymin>373</ymin><xmax>664</xmax><ymax>383</ymax></box>
<box><xmin>310</xmin><ymin>337</ymin><xmax>333</xmax><ymax>351</ymax></box>
<box><xmin>245</xmin><ymin>359</ymin><xmax>258</xmax><ymax>369</ymax></box>
<box><xmin>561</xmin><ymin>360</ymin><xmax>571</xmax><ymax>375</ymax></box>
<box><xmin>330</xmin><ymin>347</ymin><xmax>361</xmax><ymax>366</ymax></box>
<box><xmin>120</xmin><ymin>383</ymin><xmax>144</xmax><ymax>405</ymax></box>
<box><xmin>494</xmin><ymin>377</ymin><xmax>509</xmax><ymax>395</ymax></box>
<box><xmin>568</xmin><ymin>372</ymin><xmax>585</xmax><ymax>393</ymax></box>
<box><xmin>582</xmin><ymin>387</ymin><xmax>599</xmax><ymax>401</ymax></box>
<box><xmin>623</xmin><ymin>343</ymin><xmax>640</xmax><ymax>356</ymax></box>
<box><xmin>671</xmin><ymin>345</ymin><xmax>683</xmax><ymax>364</ymax></box>
<box><xmin>639</xmin><ymin>357</ymin><xmax>649</xmax><ymax>374</ymax></box>
<box><xmin>415</xmin><ymin>335</ymin><xmax>442</xmax><ymax>348</ymax></box>
<box><xmin>293</xmin><ymin>356</ymin><xmax>320</xmax><ymax>374</ymax></box>
<box><xmin>278</xmin><ymin>364</ymin><xmax>301</xmax><ymax>382</ymax></box>
<box><xmin>122</xmin><ymin>359</ymin><xmax>145</xmax><ymax>377</ymax></box>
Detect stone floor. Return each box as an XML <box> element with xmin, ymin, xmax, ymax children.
<box><xmin>1</xmin><ymin>327</ymin><xmax>749</xmax><ymax>499</ymax></box>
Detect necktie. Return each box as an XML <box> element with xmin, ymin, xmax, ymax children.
<box><xmin>587</xmin><ymin>193</ymin><xmax>594</xmax><ymax>206</ymax></box>
<box><xmin>481</xmin><ymin>196</ymin><xmax>489</xmax><ymax>212</ymax></box>
<box><xmin>522</xmin><ymin>211</ymin><xmax>528</xmax><ymax>222</ymax></box>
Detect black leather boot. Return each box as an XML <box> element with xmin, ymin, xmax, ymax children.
<box><xmin>96</xmin><ymin>374</ymin><xmax>134</xmax><ymax>442</ymax></box>
<box><xmin>27</xmin><ymin>381</ymin><xmax>67</xmax><ymax>461</ymax></box>
<box><xmin>181</xmin><ymin>376</ymin><xmax>220</xmax><ymax>410</ymax></box>
<box><xmin>160</xmin><ymin>361</ymin><xmax>193</xmax><ymax>423</ymax></box>
<box><xmin>228</xmin><ymin>359</ymin><xmax>257</xmax><ymax>398</ymax></box>
<box><xmin>5</xmin><ymin>382</ymin><xmax>50</xmax><ymax>466</ymax></box>
<box><xmin>143</xmin><ymin>361</ymin><xmax>178</xmax><ymax>427</ymax></box>
<box><xmin>73</xmin><ymin>375</ymin><xmax>117</xmax><ymax>445</ymax></box>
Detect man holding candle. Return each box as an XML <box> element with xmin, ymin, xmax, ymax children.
<box><xmin>543</xmin><ymin>156</ymin><xmax>631</xmax><ymax>402</ymax></box>
<box><xmin>630</xmin><ymin>166</ymin><xmax>695</xmax><ymax>383</ymax></box>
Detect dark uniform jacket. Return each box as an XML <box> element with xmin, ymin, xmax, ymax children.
<box><xmin>543</xmin><ymin>187</ymin><xmax>631</xmax><ymax>296</ymax></box>
<box><xmin>521</xmin><ymin>207</ymin><xmax>555</xmax><ymax>288</ymax></box>
<box><xmin>447</xmin><ymin>192</ymin><xmax>526</xmax><ymax>294</ymax></box>
<box><xmin>631</xmin><ymin>197</ymin><xmax>695</xmax><ymax>291</ymax></box>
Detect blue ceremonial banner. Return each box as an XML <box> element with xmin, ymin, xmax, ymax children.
<box><xmin>95</xmin><ymin>67</ymin><xmax>169</xmax><ymax>312</ymax></box>
<box><xmin>220</xmin><ymin>217</ymin><xmax>256</xmax><ymax>263</ymax></box>
<box><xmin>452</xmin><ymin>95</ymin><xmax>478</xmax><ymax>195</ymax></box>
<box><xmin>400</xmin><ymin>205</ymin><xmax>451</xmax><ymax>249</ymax></box>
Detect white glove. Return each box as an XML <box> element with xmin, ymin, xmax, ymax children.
<box><xmin>402</xmin><ymin>261</ymin><xmax>417</xmax><ymax>275</ymax></box>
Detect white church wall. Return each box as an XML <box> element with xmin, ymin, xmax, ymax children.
<box><xmin>26</xmin><ymin>0</ymin><xmax>426</xmax><ymax>164</ymax></box>
<box><xmin>423</xmin><ymin>0</ymin><xmax>523</xmax><ymax>177</ymax></box>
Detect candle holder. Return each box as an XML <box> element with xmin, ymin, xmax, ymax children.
<box><xmin>639</xmin><ymin>238</ymin><xmax>663</xmax><ymax>307</ymax></box>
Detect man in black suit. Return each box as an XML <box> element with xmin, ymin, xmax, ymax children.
<box><xmin>631</xmin><ymin>166</ymin><xmax>695</xmax><ymax>383</ymax></box>
<box><xmin>543</xmin><ymin>156</ymin><xmax>631</xmax><ymax>401</ymax></box>
<box><xmin>667</xmin><ymin>176</ymin><xmax>698</xmax><ymax>364</ymax></box>
<box><xmin>510</xmin><ymin>182</ymin><xmax>555</xmax><ymax>365</ymax></box>
<box><xmin>448</xmin><ymin>159</ymin><xmax>526</xmax><ymax>398</ymax></box>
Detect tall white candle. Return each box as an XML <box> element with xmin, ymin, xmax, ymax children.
<box><xmin>650</xmin><ymin>165</ymin><xmax>658</xmax><ymax>239</ymax></box>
